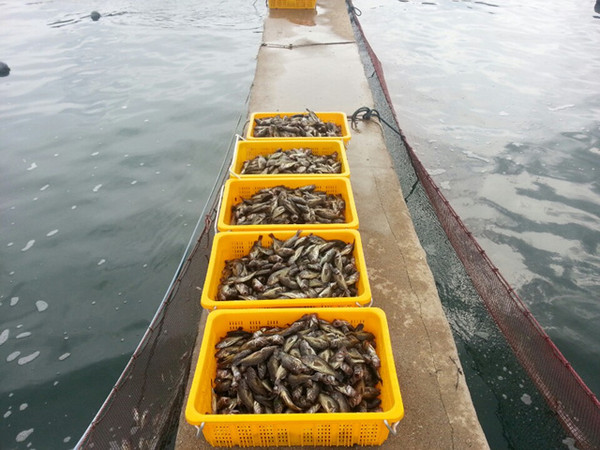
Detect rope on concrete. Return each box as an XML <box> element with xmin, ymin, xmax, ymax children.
<box><xmin>261</xmin><ymin>40</ymin><xmax>354</xmax><ymax>50</ymax></box>
<box><xmin>350</xmin><ymin>106</ymin><xmax>399</xmax><ymax>136</ymax></box>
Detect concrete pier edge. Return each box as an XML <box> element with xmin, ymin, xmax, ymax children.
<box><xmin>175</xmin><ymin>1</ymin><xmax>489</xmax><ymax>448</ymax></box>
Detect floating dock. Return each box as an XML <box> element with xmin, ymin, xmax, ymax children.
<box><xmin>175</xmin><ymin>1</ymin><xmax>489</xmax><ymax>447</ymax></box>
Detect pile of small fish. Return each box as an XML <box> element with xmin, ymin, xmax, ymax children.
<box><xmin>212</xmin><ymin>313</ymin><xmax>383</xmax><ymax>414</ymax></box>
<box><xmin>217</xmin><ymin>231</ymin><xmax>359</xmax><ymax>301</ymax></box>
<box><xmin>240</xmin><ymin>148</ymin><xmax>342</xmax><ymax>175</ymax></box>
<box><xmin>232</xmin><ymin>185</ymin><xmax>346</xmax><ymax>226</ymax></box>
<box><xmin>252</xmin><ymin>110</ymin><xmax>342</xmax><ymax>138</ymax></box>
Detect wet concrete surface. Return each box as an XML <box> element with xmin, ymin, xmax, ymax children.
<box><xmin>175</xmin><ymin>0</ymin><xmax>489</xmax><ymax>448</ymax></box>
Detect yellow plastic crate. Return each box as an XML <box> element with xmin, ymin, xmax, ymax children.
<box><xmin>217</xmin><ymin>177</ymin><xmax>359</xmax><ymax>232</ymax></box>
<box><xmin>185</xmin><ymin>307</ymin><xmax>404</xmax><ymax>447</ymax></box>
<box><xmin>246</xmin><ymin>112</ymin><xmax>351</xmax><ymax>145</ymax></box>
<box><xmin>268</xmin><ymin>0</ymin><xmax>317</xmax><ymax>9</ymax></box>
<box><xmin>231</xmin><ymin>139</ymin><xmax>350</xmax><ymax>178</ymax></box>
<box><xmin>200</xmin><ymin>229</ymin><xmax>371</xmax><ymax>309</ymax></box>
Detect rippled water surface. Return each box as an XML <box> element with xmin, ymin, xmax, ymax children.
<box><xmin>354</xmin><ymin>0</ymin><xmax>600</xmax><ymax>434</ymax></box>
<box><xmin>0</xmin><ymin>1</ymin><xmax>264</xmax><ymax>447</ymax></box>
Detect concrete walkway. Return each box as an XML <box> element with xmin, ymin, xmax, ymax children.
<box><xmin>175</xmin><ymin>1</ymin><xmax>489</xmax><ymax>448</ymax></box>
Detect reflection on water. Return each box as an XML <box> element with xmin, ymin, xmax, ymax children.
<box><xmin>485</xmin><ymin>126</ymin><xmax>600</xmax><ymax>396</ymax></box>
<box><xmin>0</xmin><ymin>0</ymin><xmax>264</xmax><ymax>448</ymax></box>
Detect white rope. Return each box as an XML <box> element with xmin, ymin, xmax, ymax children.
<box><xmin>214</xmin><ymin>184</ymin><xmax>225</xmax><ymax>236</ymax></box>
<box><xmin>357</xmin><ymin>298</ymin><xmax>374</xmax><ymax>307</ymax></box>
<box><xmin>194</xmin><ymin>423</ymin><xmax>205</xmax><ymax>438</ymax></box>
<box><xmin>229</xmin><ymin>134</ymin><xmax>243</xmax><ymax>179</ymax></box>
<box><xmin>384</xmin><ymin>419</ymin><xmax>400</xmax><ymax>435</ymax></box>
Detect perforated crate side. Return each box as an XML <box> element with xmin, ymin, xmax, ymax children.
<box><xmin>268</xmin><ymin>0</ymin><xmax>317</xmax><ymax>10</ymax></box>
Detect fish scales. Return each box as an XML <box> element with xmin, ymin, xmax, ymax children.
<box><xmin>212</xmin><ymin>314</ymin><xmax>383</xmax><ymax>415</ymax></box>
<box><xmin>217</xmin><ymin>231</ymin><xmax>360</xmax><ymax>302</ymax></box>
<box><xmin>232</xmin><ymin>185</ymin><xmax>346</xmax><ymax>226</ymax></box>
